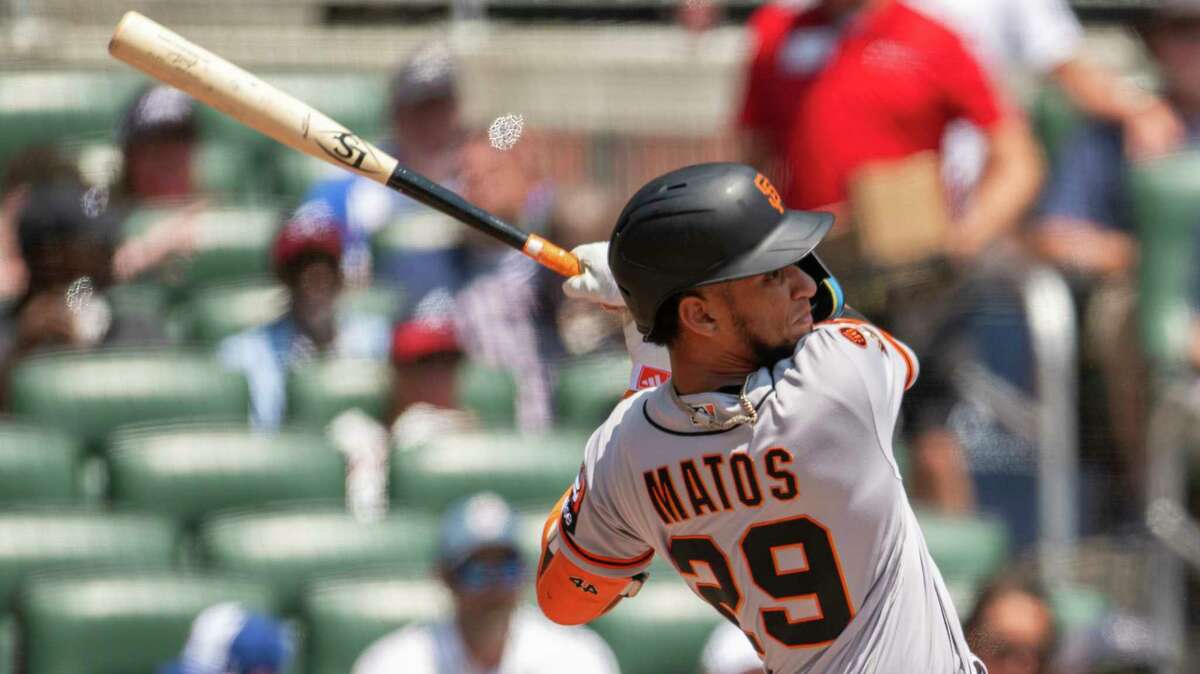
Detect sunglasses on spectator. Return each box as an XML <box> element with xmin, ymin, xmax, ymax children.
<box><xmin>451</xmin><ymin>555</ymin><xmax>526</xmax><ymax>592</ymax></box>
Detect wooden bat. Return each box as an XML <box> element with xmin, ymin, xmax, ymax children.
<box><xmin>108</xmin><ymin>11</ymin><xmax>581</xmax><ymax>277</ymax></box>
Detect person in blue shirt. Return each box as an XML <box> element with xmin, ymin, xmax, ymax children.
<box><xmin>1032</xmin><ymin>2</ymin><xmax>1200</xmax><ymax>523</ymax></box>
<box><xmin>218</xmin><ymin>204</ymin><xmax>389</xmax><ymax>430</ymax></box>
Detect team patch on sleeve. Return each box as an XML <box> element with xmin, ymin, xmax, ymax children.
<box><xmin>838</xmin><ymin>326</ymin><xmax>868</xmax><ymax>348</ymax></box>
<box><xmin>635</xmin><ymin>365</ymin><xmax>671</xmax><ymax>390</ymax></box>
<box><xmin>561</xmin><ymin>464</ymin><xmax>588</xmax><ymax>536</ymax></box>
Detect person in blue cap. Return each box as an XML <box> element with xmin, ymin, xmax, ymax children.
<box><xmin>353</xmin><ymin>491</ymin><xmax>618</xmax><ymax>674</ymax></box>
<box><xmin>158</xmin><ymin>602</ymin><xmax>293</xmax><ymax>674</ymax></box>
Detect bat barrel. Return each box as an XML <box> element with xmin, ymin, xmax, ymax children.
<box><xmin>108</xmin><ymin>11</ymin><xmax>398</xmax><ymax>185</ymax></box>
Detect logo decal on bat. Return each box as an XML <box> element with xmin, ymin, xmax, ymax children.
<box><xmin>312</xmin><ymin>129</ymin><xmax>383</xmax><ymax>174</ymax></box>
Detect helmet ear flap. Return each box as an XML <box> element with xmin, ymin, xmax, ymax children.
<box><xmin>797</xmin><ymin>253</ymin><xmax>844</xmax><ymax>323</ymax></box>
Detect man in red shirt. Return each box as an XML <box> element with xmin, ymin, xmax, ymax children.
<box><xmin>739</xmin><ymin>0</ymin><xmax>1042</xmax><ymax>263</ymax></box>
<box><xmin>738</xmin><ymin>0</ymin><xmax>1044</xmax><ymax>515</ymax></box>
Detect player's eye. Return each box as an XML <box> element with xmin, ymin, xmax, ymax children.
<box><xmin>764</xmin><ymin>269</ymin><xmax>783</xmax><ymax>283</ymax></box>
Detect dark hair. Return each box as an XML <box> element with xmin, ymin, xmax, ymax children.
<box><xmin>964</xmin><ymin>573</ymin><xmax>1056</xmax><ymax>667</ymax></box>
<box><xmin>645</xmin><ymin>290</ymin><xmax>699</xmax><ymax>346</ymax></box>
<box><xmin>1</xmin><ymin>146</ymin><xmax>81</xmax><ymax>196</ymax></box>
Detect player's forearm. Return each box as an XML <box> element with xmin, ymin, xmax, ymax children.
<box><xmin>955</xmin><ymin>119</ymin><xmax>1044</xmax><ymax>254</ymax></box>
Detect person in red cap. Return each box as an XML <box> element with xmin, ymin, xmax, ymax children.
<box><xmin>217</xmin><ymin>203</ymin><xmax>389</xmax><ymax>429</ymax></box>
<box><xmin>386</xmin><ymin>289</ymin><xmax>478</xmax><ymax>446</ymax></box>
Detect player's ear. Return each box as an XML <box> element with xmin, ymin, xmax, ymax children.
<box><xmin>678</xmin><ymin>294</ymin><xmax>719</xmax><ymax>338</ymax></box>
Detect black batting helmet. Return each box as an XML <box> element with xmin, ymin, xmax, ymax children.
<box><xmin>609</xmin><ymin>162</ymin><xmax>844</xmax><ymax>337</ymax></box>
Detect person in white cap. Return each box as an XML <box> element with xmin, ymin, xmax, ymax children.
<box><xmin>353</xmin><ymin>492</ymin><xmax>619</xmax><ymax>674</ymax></box>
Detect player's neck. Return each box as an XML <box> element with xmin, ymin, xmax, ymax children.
<box><xmin>668</xmin><ymin>347</ymin><xmax>757</xmax><ymax>395</ymax></box>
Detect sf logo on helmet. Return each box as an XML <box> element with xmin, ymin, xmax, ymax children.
<box><xmin>754</xmin><ymin>173</ymin><xmax>784</xmax><ymax>214</ymax></box>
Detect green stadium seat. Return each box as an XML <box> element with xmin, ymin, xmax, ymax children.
<box><xmin>107</xmin><ymin>282</ymin><xmax>173</xmax><ymax>326</ymax></box>
<box><xmin>1048</xmin><ymin>582</ymin><xmax>1110</xmax><ymax>635</ymax></box>
<box><xmin>18</xmin><ymin>570</ymin><xmax>275</xmax><ymax>674</ymax></box>
<box><xmin>1030</xmin><ymin>84</ymin><xmax>1084</xmax><ymax>169</ymax></box>
<box><xmin>556</xmin><ymin>354</ymin><xmax>631</xmax><ymax>429</ymax></box>
<box><xmin>391</xmin><ymin>429</ymin><xmax>586</xmax><ymax>511</ymax></box>
<box><xmin>0</xmin><ymin>71</ymin><xmax>142</xmax><ymax>171</ymax></box>
<box><xmin>0</xmin><ymin>613</ymin><xmax>14</xmax><ymax>674</ymax></box>
<box><xmin>0</xmin><ymin>510</ymin><xmax>178</xmax><ymax>608</ymax></box>
<box><xmin>916</xmin><ymin>510</ymin><xmax>1009</xmax><ymax>592</ymax></box>
<box><xmin>1131</xmin><ymin>151</ymin><xmax>1200</xmax><ymax>365</ymax></box>
<box><xmin>198</xmin><ymin>505</ymin><xmax>439</xmax><ymax>610</ymax></box>
<box><xmin>174</xmin><ymin>281</ymin><xmax>287</xmax><ymax>345</ymax></box>
<box><xmin>7</xmin><ymin>349</ymin><xmax>248</xmax><ymax>450</ymax></box>
<box><xmin>287</xmin><ymin>358</ymin><xmax>391</xmax><ymax>428</ymax></box>
<box><xmin>195</xmin><ymin>142</ymin><xmax>275</xmax><ymax>202</ymax></box>
<box><xmin>121</xmin><ymin>204</ymin><xmax>280</xmax><ymax>289</ymax></box>
<box><xmin>592</xmin><ymin>576</ymin><xmax>721</xmax><ymax>674</ymax></box>
<box><xmin>457</xmin><ymin>362</ymin><xmax>518</xmax><ymax>428</ymax></box>
<box><xmin>108</xmin><ymin>423</ymin><xmax>346</xmax><ymax>524</ymax></box>
<box><xmin>303</xmin><ymin>574</ymin><xmax>449</xmax><ymax>674</ymax></box>
<box><xmin>0</xmin><ymin>422</ymin><xmax>82</xmax><ymax>505</ymax></box>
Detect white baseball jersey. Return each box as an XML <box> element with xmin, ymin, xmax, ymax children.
<box><xmin>352</xmin><ymin>607</ymin><xmax>619</xmax><ymax>674</ymax></box>
<box><xmin>554</xmin><ymin>319</ymin><xmax>983</xmax><ymax>674</ymax></box>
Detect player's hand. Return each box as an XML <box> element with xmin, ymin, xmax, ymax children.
<box><xmin>563</xmin><ymin>242</ymin><xmax>625</xmax><ymax>309</ymax></box>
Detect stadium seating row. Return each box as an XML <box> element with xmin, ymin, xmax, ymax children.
<box><xmin>0</xmin><ymin>502</ymin><xmax>1032</xmax><ymax>674</ymax></box>
<box><xmin>2</xmin><ymin>348</ymin><xmax>631</xmax><ymax>451</ymax></box>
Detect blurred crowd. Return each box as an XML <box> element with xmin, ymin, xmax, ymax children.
<box><xmin>3</xmin><ymin>0</ymin><xmax>1200</xmax><ymax>672</ymax></box>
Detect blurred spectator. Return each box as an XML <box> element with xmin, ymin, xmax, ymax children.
<box><xmin>453</xmin><ymin>132</ymin><xmax>567</xmax><ymax>433</ymax></box>
<box><xmin>110</xmin><ymin>84</ymin><xmax>207</xmax><ymax>282</ymax></box>
<box><xmin>738</xmin><ymin>0</ymin><xmax>1044</xmax><ymax>514</ymax></box>
<box><xmin>910</xmin><ymin>0</ymin><xmax>1185</xmax><ymax>209</ymax></box>
<box><xmin>738</xmin><ymin>0</ymin><xmax>1043</xmax><ymax>260</ymax></box>
<box><xmin>700</xmin><ymin>621</ymin><xmax>763</xmax><ymax>674</ymax></box>
<box><xmin>1032</xmin><ymin>3</ymin><xmax>1200</xmax><ymax>515</ymax></box>
<box><xmin>352</xmin><ymin>492</ymin><xmax>619</xmax><ymax>674</ymax></box>
<box><xmin>158</xmin><ymin>602</ymin><xmax>293</xmax><ymax>674</ymax></box>
<box><xmin>963</xmin><ymin>574</ymin><xmax>1056</xmax><ymax>674</ymax></box>
<box><xmin>116</xmin><ymin>84</ymin><xmax>200</xmax><ymax>205</ymax></box>
<box><xmin>298</xmin><ymin>41</ymin><xmax>465</xmax><ymax>287</ymax></box>
<box><xmin>0</xmin><ymin>147</ymin><xmax>83</xmax><ymax>301</ymax></box>
<box><xmin>0</xmin><ymin>181</ymin><xmax>166</xmax><ymax>407</ymax></box>
<box><xmin>388</xmin><ymin>295</ymin><xmax>479</xmax><ymax>446</ymax></box>
<box><xmin>217</xmin><ymin>205</ymin><xmax>389</xmax><ymax>429</ymax></box>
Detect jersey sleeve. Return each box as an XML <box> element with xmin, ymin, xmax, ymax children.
<box><xmin>807</xmin><ymin>320</ymin><xmax>919</xmax><ymax>469</ymax></box>
<box><xmin>555</xmin><ymin>424</ymin><xmax>655</xmax><ymax>577</ymax></box>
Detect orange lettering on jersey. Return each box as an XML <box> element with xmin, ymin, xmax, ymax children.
<box><xmin>764</xmin><ymin>448</ymin><xmax>799</xmax><ymax>500</ymax></box>
<box><xmin>701</xmin><ymin>454</ymin><xmax>734</xmax><ymax>511</ymax></box>
<box><xmin>643</xmin><ymin>467</ymin><xmax>690</xmax><ymax>524</ymax></box>
<box><xmin>754</xmin><ymin>173</ymin><xmax>785</xmax><ymax>214</ymax></box>
<box><xmin>729</xmin><ymin>453</ymin><xmax>763</xmax><ymax>507</ymax></box>
<box><xmin>680</xmin><ymin>459</ymin><xmax>720</xmax><ymax>516</ymax></box>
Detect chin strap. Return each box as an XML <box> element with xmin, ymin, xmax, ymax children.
<box><xmin>666</xmin><ymin>378</ymin><xmax>759</xmax><ymax>431</ymax></box>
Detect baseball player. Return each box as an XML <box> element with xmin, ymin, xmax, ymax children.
<box><xmin>535</xmin><ymin>163</ymin><xmax>984</xmax><ymax>673</ymax></box>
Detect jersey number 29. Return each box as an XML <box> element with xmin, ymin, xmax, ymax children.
<box><xmin>669</xmin><ymin>515</ymin><xmax>853</xmax><ymax>648</ymax></box>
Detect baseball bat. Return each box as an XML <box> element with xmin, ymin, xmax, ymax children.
<box><xmin>108</xmin><ymin>11</ymin><xmax>581</xmax><ymax>277</ymax></box>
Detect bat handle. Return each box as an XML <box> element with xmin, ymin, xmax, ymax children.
<box><xmin>523</xmin><ymin>234</ymin><xmax>582</xmax><ymax>277</ymax></box>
